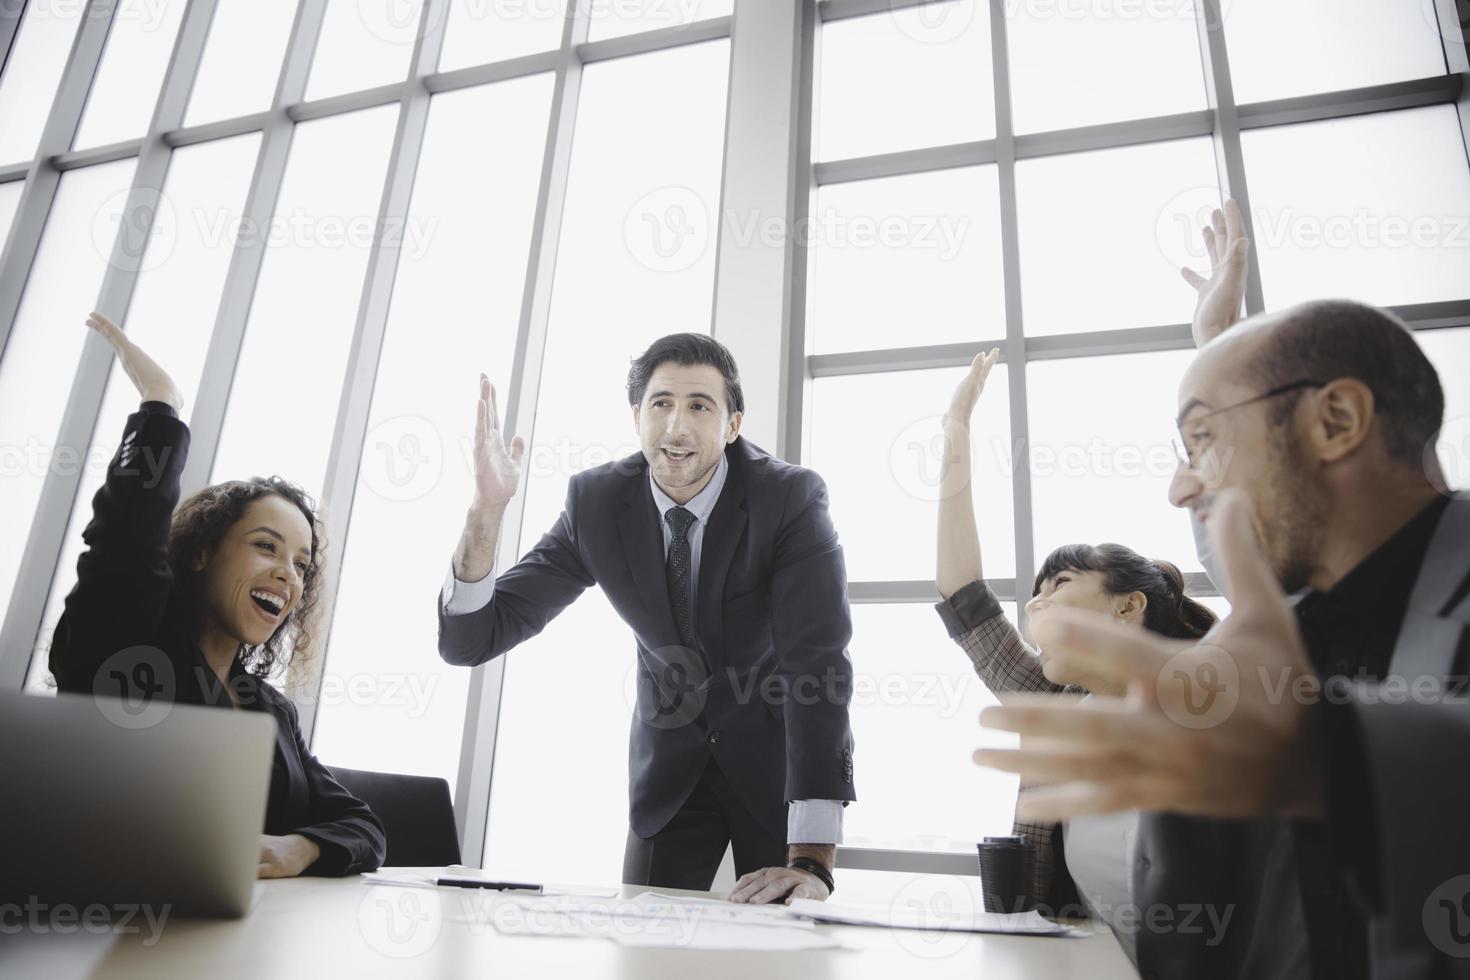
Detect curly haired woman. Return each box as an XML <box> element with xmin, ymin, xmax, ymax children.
<box><xmin>48</xmin><ymin>312</ymin><xmax>386</xmax><ymax>879</ymax></box>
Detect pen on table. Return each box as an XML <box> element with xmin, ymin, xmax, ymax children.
<box><xmin>435</xmin><ymin>876</ymin><xmax>544</xmax><ymax>893</ymax></box>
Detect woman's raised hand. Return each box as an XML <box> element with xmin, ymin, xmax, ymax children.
<box><xmin>945</xmin><ymin>347</ymin><xmax>1000</xmax><ymax>427</ymax></box>
<box><xmin>86</xmin><ymin>311</ymin><xmax>184</xmax><ymax>414</ymax></box>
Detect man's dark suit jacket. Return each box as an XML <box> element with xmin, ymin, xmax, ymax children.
<box><xmin>438</xmin><ymin>436</ymin><xmax>857</xmax><ymax>841</ymax></box>
<box><xmin>49</xmin><ymin>403</ymin><xmax>387</xmax><ymax>876</ymax></box>
<box><xmin>1134</xmin><ymin>493</ymin><xmax>1470</xmax><ymax>979</ymax></box>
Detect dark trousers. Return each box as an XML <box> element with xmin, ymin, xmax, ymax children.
<box><xmin>622</xmin><ymin>756</ymin><xmax>787</xmax><ymax>890</ymax></box>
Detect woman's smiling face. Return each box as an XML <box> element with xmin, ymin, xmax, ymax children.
<box><xmin>1024</xmin><ymin>568</ymin><xmax>1135</xmax><ymax>696</ymax></box>
<box><xmin>196</xmin><ymin>495</ymin><xmax>314</xmax><ymax>649</ymax></box>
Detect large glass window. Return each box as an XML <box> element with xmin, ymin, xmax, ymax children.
<box><xmin>808</xmin><ymin>167</ymin><xmax>1005</xmax><ymax>355</ymax></box>
<box><xmin>1243</xmin><ymin>105</ymin><xmax>1470</xmax><ymax>311</ymax></box>
<box><xmin>184</xmin><ymin>0</ymin><xmax>299</xmax><ymax>125</ymax></box>
<box><xmin>310</xmin><ymin>74</ymin><xmax>557</xmax><ymax>787</ymax></box>
<box><xmin>809</xmin><ymin>366</ymin><xmax>1016</xmax><ymax>583</ymax></box>
<box><xmin>439</xmin><ymin>0</ymin><xmax>565</xmax><ymax>72</ymax></box>
<box><xmin>304</xmin><ymin>0</ymin><xmax>423</xmax><ymax>101</ymax></box>
<box><xmin>483</xmin><ymin>39</ymin><xmax>731</xmax><ymax>887</ymax></box>
<box><xmin>72</xmin><ymin>0</ymin><xmax>189</xmax><ymax>149</ymax></box>
<box><xmin>817</xmin><ymin>1</ymin><xmax>994</xmax><ymax>162</ymax></box>
<box><xmin>1006</xmin><ymin>0</ymin><xmax>1207</xmax><ymax>134</ymax></box>
<box><xmin>1224</xmin><ymin>0</ymin><xmax>1447</xmax><ymax>104</ymax></box>
<box><xmin>1027</xmin><ymin>350</ymin><xmax>1200</xmax><ymax>572</ymax></box>
<box><xmin>210</xmin><ymin>105</ymin><xmax>399</xmax><ymax>500</ymax></box>
<box><xmin>844</xmin><ymin>602</ymin><xmax>1019</xmax><ymax>851</ymax></box>
<box><xmin>1419</xmin><ymin>328</ymin><xmax>1470</xmax><ymax>494</ymax></box>
<box><xmin>0</xmin><ymin>0</ymin><xmax>85</xmax><ymax>163</ymax></box>
<box><xmin>1016</xmin><ymin>137</ymin><xmax>1220</xmax><ymax>336</ymax></box>
<box><xmin>0</xmin><ymin>159</ymin><xmax>138</xmax><ymax>619</ymax></box>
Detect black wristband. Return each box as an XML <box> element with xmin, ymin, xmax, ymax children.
<box><xmin>787</xmin><ymin>857</ymin><xmax>835</xmax><ymax>896</ymax></box>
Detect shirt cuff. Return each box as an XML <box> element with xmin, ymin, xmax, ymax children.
<box><xmin>442</xmin><ymin>562</ymin><xmax>496</xmax><ymax>616</ymax></box>
<box><xmin>787</xmin><ymin>799</ymin><xmax>844</xmax><ymax>845</ymax></box>
<box><xmin>935</xmin><ymin>579</ymin><xmax>1004</xmax><ymax>638</ymax></box>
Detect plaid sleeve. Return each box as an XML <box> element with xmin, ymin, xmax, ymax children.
<box><xmin>935</xmin><ymin>580</ymin><xmax>1066</xmax><ymax>695</ymax></box>
<box><xmin>1013</xmin><ymin>817</ymin><xmax>1058</xmax><ymax>911</ymax></box>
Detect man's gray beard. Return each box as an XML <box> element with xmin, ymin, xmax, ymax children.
<box><xmin>1264</xmin><ymin>428</ymin><xmax>1328</xmax><ymax>595</ymax></box>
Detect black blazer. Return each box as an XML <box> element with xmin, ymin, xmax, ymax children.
<box><xmin>438</xmin><ymin>436</ymin><xmax>856</xmax><ymax>840</ymax></box>
<box><xmin>48</xmin><ymin>404</ymin><xmax>386</xmax><ymax>876</ymax></box>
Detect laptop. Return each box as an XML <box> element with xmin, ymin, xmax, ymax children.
<box><xmin>0</xmin><ymin>688</ymin><xmax>276</xmax><ymax>918</ymax></box>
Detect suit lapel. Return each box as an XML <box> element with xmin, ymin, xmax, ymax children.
<box><xmin>1389</xmin><ymin>494</ymin><xmax>1470</xmax><ymax>680</ymax></box>
<box><xmin>696</xmin><ymin>442</ymin><xmax>748</xmax><ymax>668</ymax></box>
<box><xmin>619</xmin><ymin>468</ymin><xmax>679</xmax><ymax>645</ymax></box>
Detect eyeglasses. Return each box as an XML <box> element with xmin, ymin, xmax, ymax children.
<box><xmin>1173</xmin><ymin>378</ymin><xmax>1324</xmax><ymax>468</ymax></box>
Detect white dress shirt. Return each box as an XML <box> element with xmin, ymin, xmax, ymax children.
<box><xmin>442</xmin><ymin>449</ymin><xmax>843</xmax><ymax>845</ymax></box>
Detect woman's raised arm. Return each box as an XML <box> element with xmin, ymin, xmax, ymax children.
<box><xmin>936</xmin><ymin>347</ymin><xmax>999</xmax><ymax>600</ymax></box>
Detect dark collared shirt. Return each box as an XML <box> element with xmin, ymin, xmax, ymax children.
<box><xmin>1290</xmin><ymin>495</ymin><xmax>1451</xmax><ymax>980</ymax></box>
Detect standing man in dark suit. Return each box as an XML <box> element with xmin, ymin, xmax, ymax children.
<box><xmin>437</xmin><ymin>334</ymin><xmax>854</xmax><ymax>904</ymax></box>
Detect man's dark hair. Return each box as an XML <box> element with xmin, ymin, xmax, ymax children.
<box><xmin>1251</xmin><ymin>299</ymin><xmax>1444</xmax><ymax>469</ymax></box>
<box><xmin>626</xmin><ymin>333</ymin><xmax>744</xmax><ymax>416</ymax></box>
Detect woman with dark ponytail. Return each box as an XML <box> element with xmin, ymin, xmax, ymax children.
<box><xmin>935</xmin><ymin>349</ymin><xmax>1218</xmax><ymax>961</ymax></box>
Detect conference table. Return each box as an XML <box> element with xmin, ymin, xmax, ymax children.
<box><xmin>7</xmin><ymin>867</ymin><xmax>1140</xmax><ymax>979</ymax></box>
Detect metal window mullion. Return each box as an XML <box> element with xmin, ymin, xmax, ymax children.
<box><xmin>1193</xmin><ymin>0</ymin><xmax>1264</xmax><ymax>318</ymax></box>
<box><xmin>1235</xmin><ymin>74</ymin><xmax>1464</xmax><ymax>130</ymax></box>
<box><xmin>294</xmin><ymin>0</ymin><xmax>451</xmax><ymax>739</ymax></box>
<box><xmin>989</xmin><ymin>0</ymin><xmax>1036</xmax><ymax>636</ymax></box>
<box><xmin>817</xmin><ymin>0</ymin><xmax>938</xmax><ymax>23</ymax></box>
<box><xmin>0</xmin><ymin>0</ymin><xmax>117</xmax><ymax>374</ymax></box>
<box><xmin>573</xmin><ymin>15</ymin><xmax>729</xmax><ymax>63</ymax></box>
<box><xmin>454</xmin><ymin>0</ymin><xmax>592</xmax><ymax>869</ymax></box>
<box><xmin>0</xmin><ymin>0</ymin><xmax>24</xmax><ymax>78</ymax></box>
<box><xmin>1434</xmin><ymin>0</ymin><xmax>1470</xmax><ymax>168</ymax></box>
<box><xmin>780</xmin><ymin>0</ymin><xmax>818</xmax><ymax>463</ymax></box>
<box><xmin>176</xmin><ymin>0</ymin><xmax>329</xmax><ymax>497</ymax></box>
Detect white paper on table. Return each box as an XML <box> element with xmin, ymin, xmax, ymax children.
<box><xmin>787</xmin><ymin>899</ymin><xmax>1085</xmax><ymax>937</ymax></box>
<box><xmin>477</xmin><ymin>892</ymin><xmax>840</xmax><ymax>950</ymax></box>
<box><xmin>627</xmin><ymin>892</ymin><xmax>812</xmax><ymax>928</ymax></box>
<box><xmin>612</xmin><ymin>921</ymin><xmax>849</xmax><ymax>951</ymax></box>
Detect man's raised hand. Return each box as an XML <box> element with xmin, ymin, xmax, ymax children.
<box><xmin>473</xmin><ymin>374</ymin><xmax>525</xmax><ymax>512</ymax></box>
<box><xmin>973</xmin><ymin>489</ymin><xmax>1322</xmax><ymax>821</ymax></box>
<box><xmin>1181</xmin><ymin>198</ymin><xmax>1250</xmax><ymax>347</ymax></box>
<box><xmin>86</xmin><ymin>311</ymin><xmax>184</xmax><ymax>414</ymax></box>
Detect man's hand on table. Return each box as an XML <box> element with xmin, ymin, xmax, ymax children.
<box><xmin>728</xmin><ymin>844</ymin><xmax>834</xmax><ymax>905</ymax></box>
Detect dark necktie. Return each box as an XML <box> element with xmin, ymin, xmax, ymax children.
<box><xmin>664</xmin><ymin>506</ymin><xmax>697</xmax><ymax>649</ymax></box>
